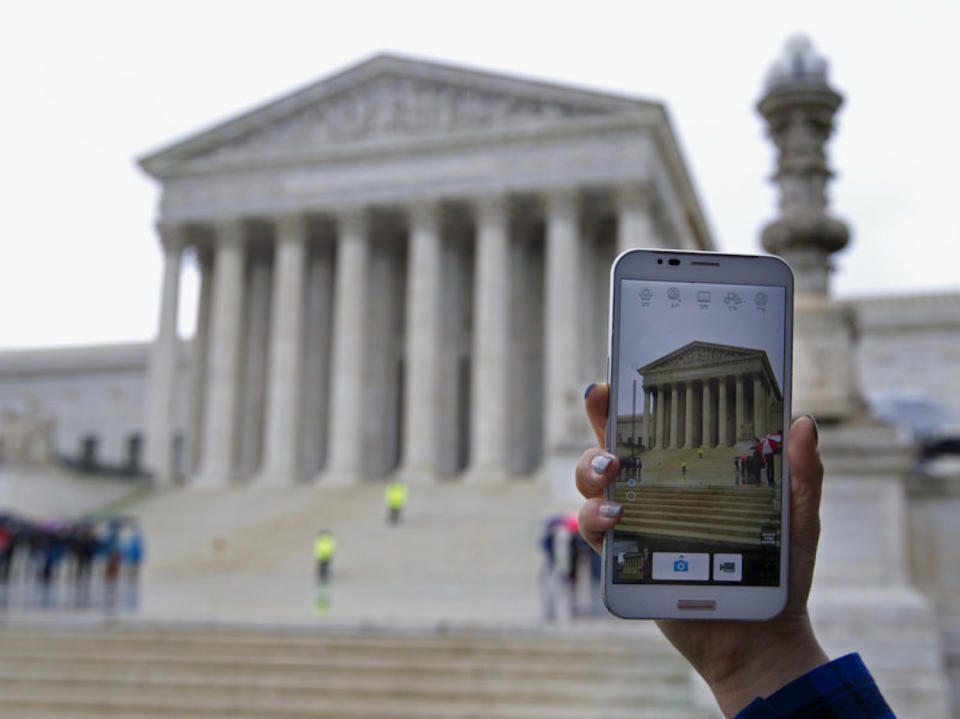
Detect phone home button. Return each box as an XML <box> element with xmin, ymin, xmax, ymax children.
<box><xmin>677</xmin><ymin>600</ymin><xmax>717</xmax><ymax>611</ymax></box>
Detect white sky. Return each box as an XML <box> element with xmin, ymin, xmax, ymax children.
<box><xmin>2</xmin><ymin>0</ymin><xmax>958</xmax><ymax>350</ymax></box>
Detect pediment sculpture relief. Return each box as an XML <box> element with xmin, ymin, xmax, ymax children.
<box><xmin>199</xmin><ymin>74</ymin><xmax>606</xmax><ymax>160</ymax></box>
<box><xmin>643</xmin><ymin>343</ymin><xmax>763</xmax><ymax>373</ymax></box>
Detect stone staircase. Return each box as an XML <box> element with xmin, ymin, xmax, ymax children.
<box><xmin>0</xmin><ymin>622</ymin><xmax>706</xmax><ymax>719</ymax></box>
<box><xmin>614</xmin><ymin>485</ymin><xmax>778</xmax><ymax>546</ymax></box>
<box><xmin>619</xmin><ymin>447</ymin><xmax>746</xmax><ymax>487</ymax></box>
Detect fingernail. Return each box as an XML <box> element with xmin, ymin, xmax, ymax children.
<box><xmin>599</xmin><ymin>502</ymin><xmax>622</xmax><ymax>518</ymax></box>
<box><xmin>590</xmin><ymin>454</ymin><xmax>613</xmax><ymax>475</ymax></box>
<box><xmin>804</xmin><ymin>414</ymin><xmax>820</xmax><ymax>445</ymax></box>
<box><xmin>584</xmin><ymin>383</ymin><xmax>597</xmax><ymax>400</ymax></box>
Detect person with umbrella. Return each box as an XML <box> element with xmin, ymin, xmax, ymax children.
<box><xmin>759</xmin><ymin>431</ymin><xmax>782</xmax><ymax>487</ymax></box>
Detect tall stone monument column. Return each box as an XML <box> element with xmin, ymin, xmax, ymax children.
<box><xmin>195</xmin><ymin>221</ymin><xmax>247</xmax><ymax>488</ymax></box>
<box><xmin>757</xmin><ymin>36</ymin><xmax>950</xmax><ymax>718</ymax></box>
<box><xmin>259</xmin><ymin>215</ymin><xmax>308</xmax><ymax>485</ymax></box>
<box><xmin>145</xmin><ymin>224</ymin><xmax>184</xmax><ymax>484</ymax></box>
<box><xmin>186</xmin><ymin>246</ymin><xmax>213</xmax><ymax>475</ymax></box>
<box><xmin>467</xmin><ymin>195</ymin><xmax>510</xmax><ymax>481</ymax></box>
<box><xmin>758</xmin><ymin>35</ymin><xmax>862</xmax><ymax>420</ymax></box>
<box><xmin>324</xmin><ymin>210</ymin><xmax>369</xmax><ymax>485</ymax></box>
<box><xmin>544</xmin><ymin>190</ymin><xmax>585</xmax><ymax>493</ymax></box>
<box><xmin>399</xmin><ymin>201</ymin><xmax>443</xmax><ymax>484</ymax></box>
<box><xmin>237</xmin><ymin>248</ymin><xmax>272</xmax><ymax>478</ymax></box>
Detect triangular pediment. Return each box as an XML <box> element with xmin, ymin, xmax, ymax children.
<box><xmin>140</xmin><ymin>54</ymin><xmax>657</xmax><ymax>176</ymax></box>
<box><xmin>639</xmin><ymin>342</ymin><xmax>766</xmax><ymax>374</ymax></box>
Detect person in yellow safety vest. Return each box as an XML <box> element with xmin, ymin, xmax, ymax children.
<box><xmin>385</xmin><ymin>481</ymin><xmax>408</xmax><ymax>525</ymax></box>
<box><xmin>314</xmin><ymin>530</ymin><xmax>336</xmax><ymax>584</ymax></box>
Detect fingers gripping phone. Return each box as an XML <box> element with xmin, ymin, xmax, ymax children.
<box><xmin>603</xmin><ymin>250</ymin><xmax>794</xmax><ymax>620</ymax></box>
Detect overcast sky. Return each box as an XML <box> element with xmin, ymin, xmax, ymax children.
<box><xmin>2</xmin><ymin>1</ymin><xmax>957</xmax><ymax>350</ymax></box>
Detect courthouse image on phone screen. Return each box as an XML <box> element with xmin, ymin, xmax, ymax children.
<box><xmin>612</xmin><ymin>279</ymin><xmax>787</xmax><ymax>586</ymax></box>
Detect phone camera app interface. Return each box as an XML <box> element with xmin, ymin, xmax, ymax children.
<box><xmin>613</xmin><ymin>280</ymin><xmax>786</xmax><ymax>586</ymax></box>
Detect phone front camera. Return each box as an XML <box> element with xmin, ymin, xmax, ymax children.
<box><xmin>657</xmin><ymin>258</ymin><xmax>663</xmax><ymax>264</ymax></box>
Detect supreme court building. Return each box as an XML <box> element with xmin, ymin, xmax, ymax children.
<box><xmin>626</xmin><ymin>341</ymin><xmax>784</xmax><ymax>452</ymax></box>
<box><xmin>139</xmin><ymin>54</ymin><xmax>714</xmax><ymax>487</ymax></box>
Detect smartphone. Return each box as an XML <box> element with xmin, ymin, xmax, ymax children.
<box><xmin>603</xmin><ymin>249</ymin><xmax>794</xmax><ymax>620</ymax></box>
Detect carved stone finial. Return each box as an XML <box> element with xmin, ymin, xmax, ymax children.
<box><xmin>764</xmin><ymin>33</ymin><xmax>830</xmax><ymax>91</ymax></box>
<box><xmin>757</xmin><ymin>35</ymin><xmax>849</xmax><ymax>296</ymax></box>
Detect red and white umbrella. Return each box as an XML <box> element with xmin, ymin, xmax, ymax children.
<box><xmin>758</xmin><ymin>432</ymin><xmax>782</xmax><ymax>456</ymax></box>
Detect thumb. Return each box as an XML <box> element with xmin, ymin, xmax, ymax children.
<box><xmin>786</xmin><ymin>415</ymin><xmax>823</xmax><ymax>603</ymax></box>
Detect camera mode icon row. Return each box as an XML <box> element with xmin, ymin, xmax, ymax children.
<box><xmin>651</xmin><ymin>552</ymin><xmax>742</xmax><ymax>581</ymax></box>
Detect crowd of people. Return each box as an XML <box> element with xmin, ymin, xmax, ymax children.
<box><xmin>0</xmin><ymin>512</ymin><xmax>143</xmax><ymax>609</ymax></box>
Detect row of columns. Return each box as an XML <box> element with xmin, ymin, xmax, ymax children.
<box><xmin>640</xmin><ymin>373</ymin><xmax>770</xmax><ymax>450</ymax></box>
<box><xmin>146</xmin><ymin>186</ymin><xmax>660</xmax><ymax>486</ymax></box>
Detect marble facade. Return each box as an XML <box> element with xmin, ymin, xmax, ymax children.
<box><xmin>138</xmin><ymin>54</ymin><xmax>713</xmax><ymax>487</ymax></box>
<box><xmin>632</xmin><ymin>341</ymin><xmax>782</xmax><ymax>451</ymax></box>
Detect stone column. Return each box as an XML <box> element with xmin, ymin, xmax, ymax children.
<box><xmin>615</xmin><ymin>184</ymin><xmax>654</xmax><ymax>256</ymax></box>
<box><xmin>702</xmin><ymin>379</ymin><xmax>714</xmax><ymax>448</ymax></box>
<box><xmin>259</xmin><ymin>215</ymin><xmax>308</xmax><ymax>485</ymax></box>
<box><xmin>684</xmin><ymin>381</ymin><xmax>695</xmax><ymax>449</ymax></box>
<box><xmin>735</xmin><ymin>374</ymin><xmax>745</xmax><ymax>443</ymax></box>
<box><xmin>655</xmin><ymin>386</ymin><xmax>665</xmax><ymax>450</ymax></box>
<box><xmin>753</xmin><ymin>375</ymin><xmax>766</xmax><ymax>438</ymax></box>
<box><xmin>237</xmin><ymin>250</ymin><xmax>271</xmax><ymax>478</ymax></box>
<box><xmin>324</xmin><ymin>210</ymin><xmax>369</xmax><ymax>484</ymax></box>
<box><xmin>543</xmin><ymin>190</ymin><xmax>580</xmax><ymax>457</ymax></box>
<box><xmin>718</xmin><ymin>377</ymin><xmax>729</xmax><ymax>447</ymax></box>
<box><xmin>669</xmin><ymin>384</ymin><xmax>680</xmax><ymax>448</ymax></box>
<box><xmin>301</xmin><ymin>244</ymin><xmax>335</xmax><ymax>477</ymax></box>
<box><xmin>400</xmin><ymin>201</ymin><xmax>443</xmax><ymax>483</ymax></box>
<box><xmin>195</xmin><ymin>220</ymin><xmax>246</xmax><ymax>487</ymax></box>
<box><xmin>642</xmin><ymin>386</ymin><xmax>651</xmax><ymax>450</ymax></box>
<box><xmin>146</xmin><ymin>224</ymin><xmax>184</xmax><ymax>484</ymax></box>
<box><xmin>468</xmin><ymin>195</ymin><xmax>510</xmax><ymax>480</ymax></box>
<box><xmin>186</xmin><ymin>246</ymin><xmax>213</xmax><ymax>475</ymax></box>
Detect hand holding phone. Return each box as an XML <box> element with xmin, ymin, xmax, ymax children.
<box><xmin>603</xmin><ymin>250</ymin><xmax>794</xmax><ymax>620</ymax></box>
<box><xmin>577</xmin><ymin>395</ymin><xmax>828</xmax><ymax>715</ymax></box>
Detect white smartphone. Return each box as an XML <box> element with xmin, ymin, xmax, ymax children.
<box><xmin>603</xmin><ymin>249</ymin><xmax>794</xmax><ymax>620</ymax></box>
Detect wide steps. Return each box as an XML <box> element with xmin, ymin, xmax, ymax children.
<box><xmin>613</xmin><ymin>486</ymin><xmax>778</xmax><ymax>544</ymax></box>
<box><xmin>615</xmin><ymin>519</ymin><xmax>764</xmax><ymax>545</ymax></box>
<box><xmin>621</xmin><ymin>506</ymin><xmax>775</xmax><ymax>527</ymax></box>
<box><xmin>0</xmin><ymin>624</ymin><xmax>704</xmax><ymax>719</ymax></box>
<box><xmin>0</xmin><ymin>689</ymin><xmax>704</xmax><ymax>719</ymax></box>
<box><xmin>616</xmin><ymin>486</ymin><xmax>774</xmax><ymax>500</ymax></box>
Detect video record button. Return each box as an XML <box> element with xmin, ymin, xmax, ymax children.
<box><xmin>713</xmin><ymin>553</ymin><xmax>743</xmax><ymax>582</ymax></box>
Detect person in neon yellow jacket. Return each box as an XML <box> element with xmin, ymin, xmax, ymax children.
<box><xmin>385</xmin><ymin>481</ymin><xmax>408</xmax><ymax>525</ymax></box>
<box><xmin>314</xmin><ymin>530</ymin><xmax>336</xmax><ymax>584</ymax></box>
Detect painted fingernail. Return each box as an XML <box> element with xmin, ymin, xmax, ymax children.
<box><xmin>804</xmin><ymin>414</ymin><xmax>820</xmax><ymax>445</ymax></box>
<box><xmin>590</xmin><ymin>454</ymin><xmax>613</xmax><ymax>475</ymax></box>
<box><xmin>584</xmin><ymin>383</ymin><xmax>597</xmax><ymax>399</ymax></box>
<box><xmin>599</xmin><ymin>502</ymin><xmax>622</xmax><ymax>518</ymax></box>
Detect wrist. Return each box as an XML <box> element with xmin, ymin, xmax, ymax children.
<box><xmin>706</xmin><ymin>615</ymin><xmax>829</xmax><ymax>718</ymax></box>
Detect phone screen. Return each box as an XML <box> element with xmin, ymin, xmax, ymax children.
<box><xmin>611</xmin><ymin>278</ymin><xmax>787</xmax><ymax>587</ymax></box>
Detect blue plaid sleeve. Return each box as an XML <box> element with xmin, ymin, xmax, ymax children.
<box><xmin>735</xmin><ymin>653</ymin><xmax>895</xmax><ymax>718</ymax></box>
